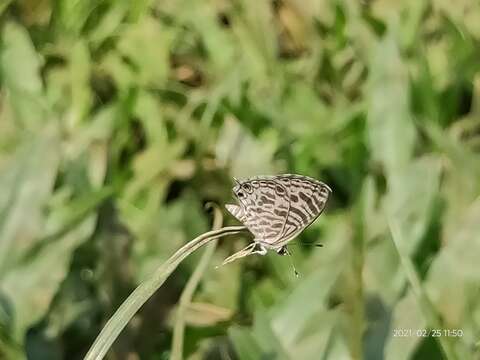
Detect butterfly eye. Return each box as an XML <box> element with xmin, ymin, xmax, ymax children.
<box><xmin>242</xmin><ymin>183</ymin><xmax>253</xmax><ymax>193</ymax></box>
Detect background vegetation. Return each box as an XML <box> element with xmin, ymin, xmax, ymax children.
<box><xmin>1</xmin><ymin>0</ymin><xmax>480</xmax><ymax>359</ymax></box>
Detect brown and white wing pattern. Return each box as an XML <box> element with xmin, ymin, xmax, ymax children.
<box><xmin>239</xmin><ymin>178</ymin><xmax>291</xmax><ymax>246</ymax></box>
<box><xmin>225</xmin><ymin>204</ymin><xmax>246</xmax><ymax>223</ymax></box>
<box><xmin>267</xmin><ymin>174</ymin><xmax>331</xmax><ymax>247</ymax></box>
<box><xmin>225</xmin><ymin>174</ymin><xmax>332</xmax><ymax>255</ymax></box>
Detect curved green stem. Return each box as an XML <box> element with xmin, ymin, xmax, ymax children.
<box><xmin>84</xmin><ymin>225</ymin><xmax>247</xmax><ymax>360</ymax></box>
<box><xmin>171</xmin><ymin>205</ymin><xmax>223</xmax><ymax>360</ymax></box>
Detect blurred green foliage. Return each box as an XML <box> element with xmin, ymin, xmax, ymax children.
<box><xmin>0</xmin><ymin>0</ymin><xmax>480</xmax><ymax>359</ymax></box>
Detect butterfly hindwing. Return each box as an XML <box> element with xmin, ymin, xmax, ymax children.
<box><xmin>270</xmin><ymin>175</ymin><xmax>331</xmax><ymax>244</ymax></box>
<box><xmin>225</xmin><ymin>204</ymin><xmax>246</xmax><ymax>223</ymax></box>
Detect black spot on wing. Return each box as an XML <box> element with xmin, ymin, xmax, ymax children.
<box><xmin>260</xmin><ymin>195</ymin><xmax>275</xmax><ymax>205</ymax></box>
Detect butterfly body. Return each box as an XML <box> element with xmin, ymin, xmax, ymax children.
<box><xmin>223</xmin><ymin>174</ymin><xmax>331</xmax><ymax>265</ymax></box>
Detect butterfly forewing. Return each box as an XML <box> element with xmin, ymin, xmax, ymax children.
<box><xmin>240</xmin><ymin>178</ymin><xmax>291</xmax><ymax>244</ymax></box>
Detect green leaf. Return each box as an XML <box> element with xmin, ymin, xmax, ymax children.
<box><xmin>424</xmin><ymin>123</ymin><xmax>480</xmax><ymax>234</ymax></box>
<box><xmin>69</xmin><ymin>40</ymin><xmax>92</xmax><ymax>126</ymax></box>
<box><xmin>170</xmin><ymin>1</ymin><xmax>235</xmax><ymax>72</ymax></box>
<box><xmin>118</xmin><ymin>16</ymin><xmax>171</xmax><ymax>87</ymax></box>
<box><xmin>197</xmin><ymin>251</ymin><xmax>242</xmax><ymax>309</ymax></box>
<box><xmin>270</xmin><ymin>216</ymin><xmax>349</xmax><ymax>349</ymax></box>
<box><xmin>216</xmin><ymin>117</ymin><xmax>280</xmax><ymax>178</ymax></box>
<box><xmin>270</xmin><ymin>260</ymin><xmax>342</xmax><ymax>348</ymax></box>
<box><xmin>367</xmin><ymin>32</ymin><xmax>416</xmax><ymax>176</ymax></box>
<box><xmin>212</xmin><ymin>0</ymin><xmax>277</xmax><ymax>93</ymax></box>
<box><xmin>0</xmin><ymin>128</ymin><xmax>60</xmax><ymax>273</ymax></box>
<box><xmin>364</xmin><ymin>237</ymin><xmax>403</xmax><ymax>304</ymax></box>
<box><xmin>0</xmin><ymin>127</ymin><xmax>106</xmax><ymax>346</ymax></box>
<box><xmin>291</xmin><ymin>309</ymin><xmax>340</xmax><ymax>360</ymax></box>
<box><xmin>89</xmin><ymin>2</ymin><xmax>129</xmax><ymax>48</ymax></box>
<box><xmin>130</xmin><ymin>193</ymin><xmax>208</xmax><ymax>282</ymax></box>
<box><xmin>229</xmin><ymin>326</ymin><xmax>265</xmax><ymax>360</ymax></box>
<box><xmin>252</xmin><ymin>311</ymin><xmax>290</xmax><ymax>359</ymax></box>
<box><xmin>0</xmin><ymin>22</ymin><xmax>46</xmax><ymax>127</ymax></box>
<box><xmin>100</xmin><ymin>51</ymin><xmax>138</xmax><ymax>94</ymax></box>
<box><xmin>0</xmin><ymin>1</ymin><xmax>14</xmax><ymax>16</ymax></box>
<box><xmin>433</xmin><ymin>0</ymin><xmax>480</xmax><ymax>39</ymax></box>
<box><xmin>1</xmin><ymin>215</ymin><xmax>97</xmax><ymax>341</ymax></box>
<box><xmin>57</xmin><ymin>0</ymin><xmax>98</xmax><ymax>35</ymax></box>
<box><xmin>385</xmin><ymin>156</ymin><xmax>441</xmax><ymax>254</ymax></box>
<box><xmin>424</xmin><ymin>200</ymin><xmax>480</xmax><ymax>357</ymax></box>
<box><xmin>278</xmin><ymin>83</ymin><xmax>330</xmax><ymax>136</ymax></box>
<box><xmin>384</xmin><ymin>291</ymin><xmax>425</xmax><ymax>360</ymax></box>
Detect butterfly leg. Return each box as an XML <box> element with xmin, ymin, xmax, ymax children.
<box><xmin>252</xmin><ymin>243</ymin><xmax>267</xmax><ymax>256</ymax></box>
<box><xmin>276</xmin><ymin>246</ymin><xmax>288</xmax><ymax>256</ymax></box>
<box><xmin>219</xmin><ymin>242</ymin><xmax>269</xmax><ymax>267</ymax></box>
<box><xmin>220</xmin><ymin>243</ymin><xmax>256</xmax><ymax>266</ymax></box>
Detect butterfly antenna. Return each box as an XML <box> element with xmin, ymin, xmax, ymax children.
<box><xmin>285</xmin><ymin>247</ymin><xmax>299</xmax><ymax>278</ymax></box>
<box><xmin>290</xmin><ymin>242</ymin><xmax>323</xmax><ymax>248</ymax></box>
<box><xmin>233</xmin><ymin>177</ymin><xmax>241</xmax><ymax>186</ymax></box>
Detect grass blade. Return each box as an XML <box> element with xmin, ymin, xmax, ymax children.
<box><xmin>84</xmin><ymin>225</ymin><xmax>246</xmax><ymax>360</ymax></box>
<box><xmin>388</xmin><ymin>218</ymin><xmax>458</xmax><ymax>360</ymax></box>
<box><xmin>170</xmin><ymin>204</ymin><xmax>223</xmax><ymax>360</ymax></box>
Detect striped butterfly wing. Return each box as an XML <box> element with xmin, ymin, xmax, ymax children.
<box><xmin>223</xmin><ymin>178</ymin><xmax>289</xmax><ymax>265</ymax></box>
<box><xmin>266</xmin><ymin>174</ymin><xmax>331</xmax><ymax>247</ymax></box>
<box><xmin>239</xmin><ymin>177</ymin><xmax>291</xmax><ymax>244</ymax></box>
<box><xmin>227</xmin><ymin>174</ymin><xmax>331</xmax><ymax>249</ymax></box>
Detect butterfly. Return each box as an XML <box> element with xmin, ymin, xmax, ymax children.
<box><xmin>222</xmin><ymin>174</ymin><xmax>332</xmax><ymax>267</ymax></box>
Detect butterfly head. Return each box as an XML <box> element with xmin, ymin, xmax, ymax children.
<box><xmin>232</xmin><ymin>178</ymin><xmax>257</xmax><ymax>207</ymax></box>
